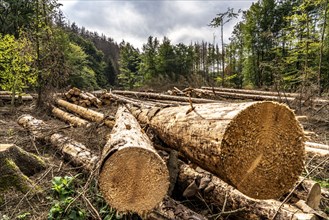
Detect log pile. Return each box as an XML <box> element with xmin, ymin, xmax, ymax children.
<box><xmin>17</xmin><ymin>114</ymin><xmax>209</xmax><ymax>219</ymax></box>
<box><xmin>55</xmin><ymin>99</ymin><xmax>114</xmax><ymax>127</ymax></box>
<box><xmin>13</xmin><ymin>87</ymin><xmax>329</xmax><ymax>219</ymax></box>
<box><xmin>64</xmin><ymin>87</ymin><xmax>102</xmax><ymax>108</ymax></box>
<box><xmin>164</xmin><ymin>87</ymin><xmax>329</xmax><ymax>107</ymax></box>
<box><xmin>0</xmin><ymin>91</ymin><xmax>33</xmax><ymax>105</ymax></box>
<box><xmin>17</xmin><ymin>99</ymin><xmax>329</xmax><ymax>219</ymax></box>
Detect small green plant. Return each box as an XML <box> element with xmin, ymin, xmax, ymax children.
<box><xmin>17</xmin><ymin>212</ymin><xmax>31</xmax><ymax>219</ymax></box>
<box><xmin>48</xmin><ymin>175</ymin><xmax>86</xmax><ymax>220</ymax></box>
<box><xmin>313</xmin><ymin>178</ymin><xmax>329</xmax><ymax>189</ymax></box>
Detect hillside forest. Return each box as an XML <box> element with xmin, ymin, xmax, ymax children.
<box><xmin>1</xmin><ymin>0</ymin><xmax>329</xmax><ymax>99</ymax></box>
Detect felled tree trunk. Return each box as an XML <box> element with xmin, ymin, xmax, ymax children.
<box><xmin>199</xmin><ymin>87</ymin><xmax>329</xmax><ymax>106</ymax></box>
<box><xmin>17</xmin><ymin>114</ymin><xmax>50</xmax><ymax>139</ymax></box>
<box><xmin>55</xmin><ymin>99</ymin><xmax>114</xmax><ymax>127</ymax></box>
<box><xmin>98</xmin><ymin>106</ymin><xmax>169</xmax><ymax>214</ymax></box>
<box><xmin>17</xmin><ymin>115</ymin><xmax>98</xmax><ymax>172</ymax></box>
<box><xmin>49</xmin><ymin>133</ymin><xmax>99</xmax><ymax>171</ymax></box>
<box><xmin>177</xmin><ymin>162</ymin><xmax>318</xmax><ymax>220</ymax></box>
<box><xmin>111</xmin><ymin>90</ymin><xmax>220</xmax><ymax>104</ymax></box>
<box><xmin>103</xmin><ymin>93</ymin><xmax>179</xmax><ymax>108</ymax></box>
<box><xmin>201</xmin><ymin>86</ymin><xmax>299</xmax><ymax>98</ymax></box>
<box><xmin>52</xmin><ymin>106</ymin><xmax>89</xmax><ymax>127</ymax></box>
<box><xmin>0</xmin><ymin>144</ymin><xmax>46</xmax><ymax>202</ymax></box>
<box><xmin>193</xmin><ymin>89</ymin><xmax>296</xmax><ymax>103</ymax></box>
<box><xmin>130</xmin><ymin>101</ymin><xmax>305</xmax><ymax>200</ymax></box>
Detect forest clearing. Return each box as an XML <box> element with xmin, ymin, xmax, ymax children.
<box><xmin>2</xmin><ymin>0</ymin><xmax>329</xmax><ymax>219</ymax></box>
<box><xmin>0</xmin><ymin>87</ymin><xmax>328</xmax><ymax>220</ymax></box>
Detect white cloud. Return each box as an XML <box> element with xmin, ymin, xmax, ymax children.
<box><xmin>58</xmin><ymin>0</ymin><xmax>256</xmax><ymax>49</ymax></box>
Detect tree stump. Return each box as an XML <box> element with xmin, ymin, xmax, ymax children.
<box><xmin>0</xmin><ymin>144</ymin><xmax>46</xmax><ymax>203</ymax></box>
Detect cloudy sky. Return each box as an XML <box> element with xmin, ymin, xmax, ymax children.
<box><xmin>58</xmin><ymin>0</ymin><xmax>256</xmax><ymax>48</ymax></box>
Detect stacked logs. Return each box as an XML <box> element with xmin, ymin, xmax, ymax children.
<box><xmin>165</xmin><ymin>87</ymin><xmax>329</xmax><ymax>107</ymax></box>
<box><xmin>0</xmin><ymin>91</ymin><xmax>33</xmax><ymax>104</ymax></box>
<box><xmin>64</xmin><ymin>87</ymin><xmax>102</xmax><ymax>108</ymax></box>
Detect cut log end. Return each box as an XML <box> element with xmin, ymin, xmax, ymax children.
<box><xmin>99</xmin><ymin>147</ymin><xmax>169</xmax><ymax>214</ymax></box>
<box><xmin>220</xmin><ymin>101</ymin><xmax>305</xmax><ymax>199</ymax></box>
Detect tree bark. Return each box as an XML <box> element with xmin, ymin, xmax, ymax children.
<box><xmin>98</xmin><ymin>106</ymin><xmax>169</xmax><ymax>214</ymax></box>
<box><xmin>52</xmin><ymin>106</ymin><xmax>89</xmax><ymax>127</ymax></box>
<box><xmin>55</xmin><ymin>99</ymin><xmax>114</xmax><ymax>127</ymax></box>
<box><xmin>146</xmin><ymin>196</ymin><xmax>207</xmax><ymax>220</ymax></box>
<box><xmin>0</xmin><ymin>144</ymin><xmax>46</xmax><ymax>201</ymax></box>
<box><xmin>129</xmin><ymin>101</ymin><xmax>305</xmax><ymax>200</ymax></box>
<box><xmin>177</xmin><ymin>162</ymin><xmax>319</xmax><ymax>220</ymax></box>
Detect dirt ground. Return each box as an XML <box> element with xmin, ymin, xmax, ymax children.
<box><xmin>0</xmin><ymin>102</ymin><xmax>116</xmax><ymax>220</ymax></box>
<box><xmin>0</xmin><ymin>99</ymin><xmax>328</xmax><ymax>220</ymax></box>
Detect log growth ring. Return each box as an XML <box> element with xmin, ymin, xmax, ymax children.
<box><xmin>221</xmin><ymin>101</ymin><xmax>305</xmax><ymax>199</ymax></box>
<box><xmin>98</xmin><ymin>147</ymin><xmax>169</xmax><ymax>214</ymax></box>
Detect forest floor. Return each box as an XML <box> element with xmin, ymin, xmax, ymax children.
<box><xmin>0</xmin><ymin>97</ymin><xmax>328</xmax><ymax>220</ymax></box>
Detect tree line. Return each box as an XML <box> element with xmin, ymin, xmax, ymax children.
<box><xmin>118</xmin><ymin>0</ymin><xmax>329</xmax><ymax>94</ymax></box>
<box><xmin>226</xmin><ymin>0</ymin><xmax>329</xmax><ymax>95</ymax></box>
<box><xmin>1</xmin><ymin>0</ymin><xmax>328</xmax><ymax>104</ymax></box>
